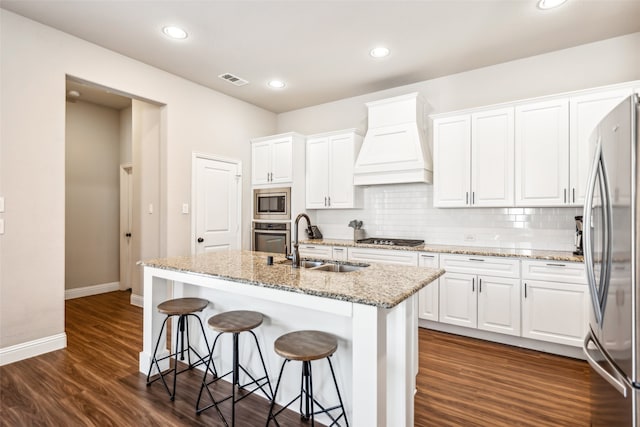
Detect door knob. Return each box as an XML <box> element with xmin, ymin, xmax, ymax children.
<box><xmin>197</xmin><ymin>237</ymin><xmax>204</xmax><ymax>243</ymax></box>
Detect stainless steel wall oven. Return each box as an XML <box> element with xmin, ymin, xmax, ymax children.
<box><xmin>252</xmin><ymin>222</ymin><xmax>290</xmax><ymax>254</ymax></box>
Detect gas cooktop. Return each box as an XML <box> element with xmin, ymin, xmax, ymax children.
<box><xmin>356</xmin><ymin>238</ymin><xmax>424</xmax><ymax>247</ymax></box>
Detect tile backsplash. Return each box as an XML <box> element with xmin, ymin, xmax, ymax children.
<box><xmin>313</xmin><ymin>183</ymin><xmax>581</xmax><ymax>251</ymax></box>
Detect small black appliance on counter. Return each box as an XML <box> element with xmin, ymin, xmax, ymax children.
<box><xmin>573</xmin><ymin>215</ymin><xmax>583</xmax><ymax>255</ymax></box>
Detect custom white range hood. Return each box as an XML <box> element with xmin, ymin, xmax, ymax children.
<box><xmin>354</xmin><ymin>92</ymin><xmax>433</xmax><ymax>185</ymax></box>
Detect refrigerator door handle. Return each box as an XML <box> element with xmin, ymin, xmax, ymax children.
<box><xmin>584</xmin><ymin>137</ymin><xmax>605</xmax><ymax>325</ymax></box>
<box><xmin>583</xmin><ymin>332</ymin><xmax>628</xmax><ymax>397</ymax></box>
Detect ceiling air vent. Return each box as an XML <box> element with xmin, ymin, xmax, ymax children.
<box><xmin>218</xmin><ymin>73</ymin><xmax>249</xmax><ymax>87</ymax></box>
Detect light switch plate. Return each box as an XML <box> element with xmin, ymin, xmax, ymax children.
<box><xmin>182</xmin><ymin>203</ymin><xmax>189</xmax><ymax>214</ymax></box>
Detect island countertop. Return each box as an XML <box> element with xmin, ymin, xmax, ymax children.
<box><xmin>141</xmin><ymin>249</ymin><xmax>443</xmax><ymax>309</ymax></box>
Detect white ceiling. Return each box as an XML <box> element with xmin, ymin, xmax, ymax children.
<box><xmin>3</xmin><ymin>0</ymin><xmax>640</xmax><ymax>113</ymax></box>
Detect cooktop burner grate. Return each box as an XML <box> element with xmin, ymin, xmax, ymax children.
<box><xmin>356</xmin><ymin>238</ymin><xmax>424</xmax><ymax>247</ymax></box>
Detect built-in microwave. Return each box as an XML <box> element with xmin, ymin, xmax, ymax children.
<box><xmin>253</xmin><ymin>187</ymin><xmax>291</xmax><ymax>221</ymax></box>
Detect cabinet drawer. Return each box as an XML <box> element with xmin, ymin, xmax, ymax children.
<box><xmin>298</xmin><ymin>244</ymin><xmax>332</xmax><ymax>259</ymax></box>
<box><xmin>521</xmin><ymin>260</ymin><xmax>586</xmax><ymax>284</ymax></box>
<box><xmin>418</xmin><ymin>252</ymin><xmax>439</xmax><ymax>268</ymax></box>
<box><xmin>440</xmin><ymin>254</ymin><xmax>519</xmax><ymax>278</ymax></box>
<box><xmin>332</xmin><ymin>246</ymin><xmax>348</xmax><ymax>261</ymax></box>
<box><xmin>347</xmin><ymin>248</ymin><xmax>418</xmax><ymax>266</ymax></box>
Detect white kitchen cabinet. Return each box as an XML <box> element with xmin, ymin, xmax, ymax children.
<box><xmin>438</xmin><ymin>254</ymin><xmax>521</xmax><ymax>336</ymax></box>
<box><xmin>521</xmin><ymin>260</ymin><xmax>588</xmax><ymax>347</ymax></box>
<box><xmin>439</xmin><ymin>272</ymin><xmax>477</xmax><ymax>328</ymax></box>
<box><xmin>347</xmin><ymin>247</ymin><xmax>418</xmax><ymax>265</ymax></box>
<box><xmin>417</xmin><ymin>252</ymin><xmax>439</xmax><ymax>322</ymax></box>
<box><xmin>433</xmin><ymin>107</ymin><xmax>514</xmax><ymax>207</ymax></box>
<box><xmin>297</xmin><ymin>244</ymin><xmax>332</xmax><ymax>259</ymax></box>
<box><xmin>569</xmin><ymin>88</ymin><xmax>633</xmax><ymax>205</ymax></box>
<box><xmin>515</xmin><ymin>98</ymin><xmax>569</xmax><ymax>206</ymax></box>
<box><xmin>332</xmin><ymin>246</ymin><xmax>348</xmax><ymax>261</ymax></box>
<box><xmin>306</xmin><ymin>130</ymin><xmax>363</xmax><ymax>209</ymax></box>
<box><xmin>251</xmin><ymin>133</ymin><xmax>304</xmax><ymax>185</ymax></box>
<box><xmin>433</xmin><ymin>115</ymin><xmax>470</xmax><ymax>207</ymax></box>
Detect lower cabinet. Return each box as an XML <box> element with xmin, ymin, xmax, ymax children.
<box><xmin>438</xmin><ymin>255</ymin><xmax>521</xmax><ymax>337</ymax></box>
<box><xmin>520</xmin><ymin>260</ymin><xmax>588</xmax><ymax>347</ymax></box>
<box><xmin>298</xmin><ymin>244</ymin><xmax>332</xmax><ymax>259</ymax></box>
<box><xmin>417</xmin><ymin>253</ymin><xmax>440</xmax><ymax>321</ymax></box>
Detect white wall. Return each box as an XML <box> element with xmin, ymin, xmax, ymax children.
<box><xmin>278</xmin><ymin>32</ymin><xmax>640</xmax><ymax>250</ymax></box>
<box><xmin>65</xmin><ymin>100</ymin><xmax>121</xmax><ymax>289</ymax></box>
<box><xmin>0</xmin><ymin>10</ymin><xmax>276</xmax><ymax>353</ymax></box>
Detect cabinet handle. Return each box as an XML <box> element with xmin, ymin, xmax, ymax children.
<box><xmin>479</xmin><ymin>278</ymin><xmax>482</xmax><ymax>293</ymax></box>
<box><xmin>573</xmin><ymin>188</ymin><xmax>576</xmax><ymax>203</ymax></box>
<box><xmin>469</xmin><ymin>258</ymin><xmax>485</xmax><ymax>262</ymax></box>
<box><xmin>472</xmin><ymin>191</ymin><xmax>475</xmax><ymax>205</ymax></box>
<box><xmin>524</xmin><ymin>282</ymin><xmax>527</xmax><ymax>298</ymax></box>
<box><xmin>466</xmin><ymin>192</ymin><xmax>469</xmax><ymax>205</ymax></box>
<box><xmin>334</xmin><ymin>248</ymin><xmax>344</xmax><ymax>251</ymax></box>
<box><xmin>421</xmin><ymin>254</ymin><xmax>435</xmax><ymax>258</ymax></box>
<box><xmin>324</xmin><ymin>196</ymin><xmax>327</xmax><ymax>207</ymax></box>
<box><xmin>546</xmin><ymin>263</ymin><xmax>566</xmax><ymax>267</ymax></box>
<box><xmin>328</xmin><ymin>196</ymin><xmax>331</xmax><ymax>206</ymax></box>
<box><xmin>306</xmin><ymin>246</ymin><xmax>315</xmax><ymax>249</ymax></box>
<box><xmin>564</xmin><ymin>188</ymin><xmax>567</xmax><ymax>203</ymax></box>
<box><xmin>472</xmin><ymin>278</ymin><xmax>475</xmax><ymax>292</ymax></box>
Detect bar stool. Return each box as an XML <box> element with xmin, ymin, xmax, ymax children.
<box><xmin>196</xmin><ymin>310</ymin><xmax>274</xmax><ymax>426</ymax></box>
<box><xmin>266</xmin><ymin>330</ymin><xmax>348</xmax><ymax>427</ymax></box>
<box><xmin>146</xmin><ymin>297</ymin><xmax>213</xmax><ymax>401</ymax></box>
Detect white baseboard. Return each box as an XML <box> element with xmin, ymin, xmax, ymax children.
<box><xmin>130</xmin><ymin>293</ymin><xmax>144</xmax><ymax>307</ymax></box>
<box><xmin>0</xmin><ymin>333</ymin><xmax>67</xmax><ymax>366</ymax></box>
<box><xmin>65</xmin><ymin>281</ymin><xmax>120</xmax><ymax>300</ymax></box>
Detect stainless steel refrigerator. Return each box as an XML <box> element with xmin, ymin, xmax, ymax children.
<box><xmin>583</xmin><ymin>94</ymin><xmax>639</xmax><ymax>426</ymax></box>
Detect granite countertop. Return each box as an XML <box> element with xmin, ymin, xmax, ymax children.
<box><xmin>141</xmin><ymin>250</ymin><xmax>444</xmax><ymax>309</ymax></box>
<box><xmin>300</xmin><ymin>238</ymin><xmax>584</xmax><ymax>263</ymax></box>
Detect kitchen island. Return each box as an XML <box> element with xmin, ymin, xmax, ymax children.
<box><xmin>139</xmin><ymin>250</ymin><xmax>443</xmax><ymax>426</ymax></box>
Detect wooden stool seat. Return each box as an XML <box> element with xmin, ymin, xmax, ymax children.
<box><xmin>274</xmin><ymin>330</ymin><xmax>337</xmax><ymax>361</ymax></box>
<box><xmin>157</xmin><ymin>297</ymin><xmax>209</xmax><ymax>316</ymax></box>
<box><xmin>206</xmin><ymin>310</ymin><xmax>263</xmax><ymax>333</ymax></box>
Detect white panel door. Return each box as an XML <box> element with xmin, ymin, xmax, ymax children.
<box><xmin>439</xmin><ymin>272</ymin><xmax>477</xmax><ymax>328</ymax></box>
<box><xmin>569</xmin><ymin>88</ymin><xmax>632</xmax><ymax>205</ymax></box>
<box><xmin>328</xmin><ymin>134</ymin><xmax>355</xmax><ymax>208</ymax></box>
<box><xmin>471</xmin><ymin>108</ymin><xmax>514</xmax><ymax>207</ymax></box>
<box><xmin>306</xmin><ymin>137</ymin><xmax>330</xmax><ymax>209</ymax></box>
<box><xmin>418</xmin><ymin>253</ymin><xmax>439</xmax><ymax>321</ymax></box>
<box><xmin>433</xmin><ymin>115</ymin><xmax>471</xmax><ymax>207</ymax></box>
<box><xmin>477</xmin><ymin>276</ymin><xmax>520</xmax><ymax>336</ymax></box>
<box><xmin>515</xmin><ymin>99</ymin><xmax>569</xmax><ymax>206</ymax></box>
<box><xmin>521</xmin><ymin>279</ymin><xmax>587</xmax><ymax>347</ymax></box>
<box><xmin>194</xmin><ymin>157</ymin><xmax>241</xmax><ymax>254</ymax></box>
<box><xmin>270</xmin><ymin>138</ymin><xmax>293</xmax><ymax>183</ymax></box>
<box><xmin>251</xmin><ymin>141</ymin><xmax>271</xmax><ymax>185</ymax></box>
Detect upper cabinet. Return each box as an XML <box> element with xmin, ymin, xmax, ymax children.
<box><xmin>432</xmin><ymin>81</ymin><xmax>638</xmax><ymax>208</ymax></box>
<box><xmin>569</xmin><ymin>88</ymin><xmax>633</xmax><ymax>205</ymax></box>
<box><xmin>515</xmin><ymin>98</ymin><xmax>569</xmax><ymax>206</ymax></box>
<box><xmin>251</xmin><ymin>133</ymin><xmax>305</xmax><ymax>186</ymax></box>
<box><xmin>306</xmin><ymin>129</ymin><xmax>363</xmax><ymax>209</ymax></box>
<box><xmin>434</xmin><ymin>107</ymin><xmax>514</xmax><ymax>207</ymax></box>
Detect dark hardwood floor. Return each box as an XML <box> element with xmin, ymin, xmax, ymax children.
<box><xmin>0</xmin><ymin>291</ymin><xmax>591</xmax><ymax>426</ymax></box>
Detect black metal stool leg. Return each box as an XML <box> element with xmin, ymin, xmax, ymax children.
<box><xmin>249</xmin><ymin>330</ymin><xmax>274</xmax><ymax>400</ymax></box>
<box><xmin>266</xmin><ymin>359</ymin><xmax>289</xmax><ymax>427</ymax></box>
<box><xmin>327</xmin><ymin>356</ymin><xmax>349</xmax><ymax>427</ymax></box>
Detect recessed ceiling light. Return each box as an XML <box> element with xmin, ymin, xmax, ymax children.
<box><xmin>537</xmin><ymin>0</ymin><xmax>568</xmax><ymax>10</ymax></box>
<box><xmin>370</xmin><ymin>47</ymin><xmax>390</xmax><ymax>58</ymax></box>
<box><xmin>162</xmin><ymin>26</ymin><xmax>188</xmax><ymax>40</ymax></box>
<box><xmin>268</xmin><ymin>80</ymin><xmax>286</xmax><ymax>89</ymax></box>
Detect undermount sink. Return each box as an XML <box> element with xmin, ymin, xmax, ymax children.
<box><xmin>309</xmin><ymin>263</ymin><xmax>367</xmax><ymax>273</ymax></box>
<box><xmin>277</xmin><ymin>258</ymin><xmax>368</xmax><ymax>272</ymax></box>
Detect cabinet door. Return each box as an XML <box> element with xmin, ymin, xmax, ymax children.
<box><xmin>270</xmin><ymin>138</ymin><xmax>293</xmax><ymax>183</ymax></box>
<box><xmin>515</xmin><ymin>99</ymin><xmax>569</xmax><ymax>206</ymax></box>
<box><xmin>306</xmin><ymin>137</ymin><xmax>330</xmax><ymax>209</ymax></box>
<box><xmin>433</xmin><ymin>115</ymin><xmax>471</xmax><ymax>207</ymax></box>
<box><xmin>328</xmin><ymin>134</ymin><xmax>356</xmax><ymax>208</ymax></box>
<box><xmin>477</xmin><ymin>276</ymin><xmax>520</xmax><ymax>336</ymax></box>
<box><xmin>251</xmin><ymin>141</ymin><xmax>272</xmax><ymax>185</ymax></box>
<box><xmin>418</xmin><ymin>253</ymin><xmax>439</xmax><ymax>321</ymax></box>
<box><xmin>439</xmin><ymin>272</ymin><xmax>477</xmax><ymax>328</ymax></box>
<box><xmin>471</xmin><ymin>108</ymin><xmax>514</xmax><ymax>207</ymax></box>
<box><xmin>521</xmin><ymin>279</ymin><xmax>587</xmax><ymax>347</ymax></box>
<box><xmin>569</xmin><ymin>88</ymin><xmax>632</xmax><ymax>205</ymax></box>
